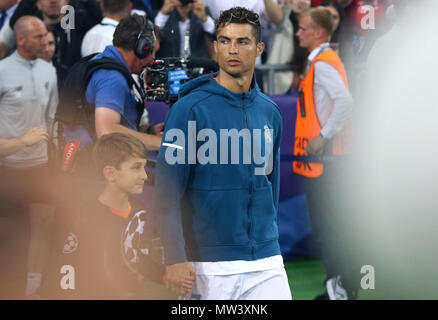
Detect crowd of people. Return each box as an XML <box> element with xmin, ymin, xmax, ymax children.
<box><xmin>0</xmin><ymin>0</ymin><xmax>428</xmax><ymax>300</ymax></box>
<box><xmin>0</xmin><ymin>0</ymin><xmax>399</xmax><ymax>94</ymax></box>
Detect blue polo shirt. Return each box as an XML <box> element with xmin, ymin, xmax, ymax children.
<box><xmin>85</xmin><ymin>45</ymin><xmax>138</xmax><ymax>130</ymax></box>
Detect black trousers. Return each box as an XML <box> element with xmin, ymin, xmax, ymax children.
<box><xmin>304</xmin><ymin>162</ymin><xmax>360</xmax><ymax>296</ymax></box>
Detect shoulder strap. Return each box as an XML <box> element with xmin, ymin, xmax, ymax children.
<box><xmin>84</xmin><ymin>56</ymin><xmax>147</xmax><ymax>128</ymax></box>
<box><xmin>82</xmin><ymin>57</ymin><xmax>144</xmax><ymax>100</ymax></box>
<box><xmin>56</xmin><ymin>54</ymin><xmax>146</xmax><ymax>133</ymax></box>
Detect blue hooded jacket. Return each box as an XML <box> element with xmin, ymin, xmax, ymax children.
<box><xmin>155</xmin><ymin>73</ymin><xmax>283</xmax><ymax>265</ymax></box>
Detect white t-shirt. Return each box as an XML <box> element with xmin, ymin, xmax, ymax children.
<box><xmin>81</xmin><ymin>17</ymin><xmax>119</xmax><ymax>57</ymax></box>
<box><xmin>190</xmin><ymin>255</ymin><xmax>284</xmax><ymax>276</ymax></box>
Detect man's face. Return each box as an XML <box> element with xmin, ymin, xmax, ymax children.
<box><xmin>214</xmin><ymin>23</ymin><xmax>264</xmax><ymax>79</ymax></box>
<box><xmin>111</xmin><ymin>156</ymin><xmax>148</xmax><ymax>195</ymax></box>
<box><xmin>18</xmin><ymin>21</ymin><xmax>48</xmax><ymax>60</ymax></box>
<box><xmin>0</xmin><ymin>0</ymin><xmax>18</xmax><ymax>11</ymax></box>
<box><xmin>39</xmin><ymin>31</ymin><xmax>56</xmax><ymax>62</ymax></box>
<box><xmin>36</xmin><ymin>0</ymin><xmax>67</xmax><ymax>19</ymax></box>
<box><xmin>132</xmin><ymin>39</ymin><xmax>160</xmax><ymax>75</ymax></box>
<box><xmin>296</xmin><ymin>15</ymin><xmax>319</xmax><ymax>51</ymax></box>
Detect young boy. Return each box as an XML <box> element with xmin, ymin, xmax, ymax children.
<box><xmin>43</xmin><ymin>133</ymin><xmax>163</xmax><ymax>299</ymax></box>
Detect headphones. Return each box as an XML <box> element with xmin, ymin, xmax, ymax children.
<box><xmin>134</xmin><ymin>17</ymin><xmax>156</xmax><ymax>59</ymax></box>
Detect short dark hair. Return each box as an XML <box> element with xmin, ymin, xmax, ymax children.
<box><xmin>301</xmin><ymin>7</ymin><xmax>333</xmax><ymax>38</ymax></box>
<box><xmin>103</xmin><ymin>0</ymin><xmax>131</xmax><ymax>15</ymax></box>
<box><xmin>215</xmin><ymin>7</ymin><xmax>262</xmax><ymax>43</ymax></box>
<box><xmin>113</xmin><ymin>14</ymin><xmax>154</xmax><ymax>50</ymax></box>
<box><xmin>92</xmin><ymin>133</ymin><xmax>147</xmax><ymax>177</ymax></box>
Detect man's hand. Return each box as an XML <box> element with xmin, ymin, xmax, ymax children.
<box><xmin>192</xmin><ymin>0</ymin><xmax>207</xmax><ymax>23</ymax></box>
<box><xmin>305</xmin><ymin>135</ymin><xmax>327</xmax><ymax>156</ymax></box>
<box><xmin>150</xmin><ymin>122</ymin><xmax>165</xmax><ymax>135</ymax></box>
<box><xmin>164</xmin><ymin>262</ymin><xmax>196</xmax><ymax>296</ymax></box>
<box><xmin>19</xmin><ymin>127</ymin><xmax>49</xmax><ymax>147</ymax></box>
<box><xmin>161</xmin><ymin>0</ymin><xmax>181</xmax><ymax>15</ymax></box>
<box><xmin>140</xmin><ymin>122</ymin><xmax>164</xmax><ymax>135</ymax></box>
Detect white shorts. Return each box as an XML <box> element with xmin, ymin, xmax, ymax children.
<box><xmin>180</xmin><ymin>266</ymin><xmax>292</xmax><ymax>300</ymax></box>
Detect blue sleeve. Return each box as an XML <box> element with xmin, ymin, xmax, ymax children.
<box><xmin>268</xmin><ymin>109</ymin><xmax>282</xmax><ymax>212</ymax></box>
<box><xmin>86</xmin><ymin>69</ymin><xmax>130</xmax><ymax>115</ymax></box>
<box><xmin>154</xmin><ymin>100</ymin><xmax>195</xmax><ymax>265</ymax></box>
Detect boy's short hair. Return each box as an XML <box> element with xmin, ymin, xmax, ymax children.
<box><xmin>215</xmin><ymin>7</ymin><xmax>262</xmax><ymax>43</ymax></box>
<box><xmin>92</xmin><ymin>133</ymin><xmax>147</xmax><ymax>176</ymax></box>
<box><xmin>300</xmin><ymin>7</ymin><xmax>334</xmax><ymax>38</ymax></box>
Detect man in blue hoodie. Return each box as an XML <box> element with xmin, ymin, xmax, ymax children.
<box><xmin>155</xmin><ymin>7</ymin><xmax>292</xmax><ymax>300</ymax></box>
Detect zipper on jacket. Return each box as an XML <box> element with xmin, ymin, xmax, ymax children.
<box><xmin>30</xmin><ymin>63</ymin><xmax>36</xmax><ymax>99</ymax></box>
<box><xmin>242</xmin><ymin>93</ymin><xmax>255</xmax><ymax>258</ymax></box>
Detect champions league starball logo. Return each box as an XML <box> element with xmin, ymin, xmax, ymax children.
<box><xmin>62</xmin><ymin>232</ymin><xmax>79</xmax><ymax>254</ymax></box>
<box><xmin>123</xmin><ymin>210</ymin><xmax>149</xmax><ymax>265</ymax></box>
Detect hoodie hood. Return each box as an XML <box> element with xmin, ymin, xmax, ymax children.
<box><xmin>178</xmin><ymin>72</ymin><xmax>260</xmax><ymax>106</ymax></box>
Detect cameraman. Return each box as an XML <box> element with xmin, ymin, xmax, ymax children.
<box><xmin>154</xmin><ymin>0</ymin><xmax>215</xmax><ymax>59</ymax></box>
<box><xmin>87</xmin><ymin>14</ymin><xmax>162</xmax><ymax>150</ymax></box>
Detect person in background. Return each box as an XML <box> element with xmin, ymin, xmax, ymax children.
<box><xmin>154</xmin><ymin>0</ymin><xmax>215</xmax><ymax>59</ymax></box>
<box><xmin>0</xmin><ymin>16</ymin><xmax>58</xmax><ymax>298</ymax></box>
<box><xmin>289</xmin><ymin>0</ymin><xmax>311</xmax><ymax>90</ymax></box>
<box><xmin>0</xmin><ymin>128</ymin><xmax>48</xmax><ymax>159</ymax></box>
<box><xmin>88</xmin><ymin>14</ymin><xmax>162</xmax><ymax>151</ymax></box>
<box><xmin>320</xmin><ymin>0</ymin><xmax>343</xmax><ymax>44</ymax></box>
<box><xmin>293</xmin><ymin>7</ymin><xmax>354</xmax><ymax>300</ymax></box>
<box><xmin>0</xmin><ymin>0</ymin><xmax>19</xmax><ymax>31</ymax></box>
<box><xmin>0</xmin><ymin>0</ymin><xmax>103</xmax><ymax>86</ymax></box>
<box><xmin>131</xmin><ymin>0</ymin><xmax>163</xmax><ymax>18</ymax></box>
<box><xmin>39</xmin><ymin>27</ymin><xmax>55</xmax><ymax>62</ymax></box>
<box><xmin>81</xmin><ymin>0</ymin><xmax>132</xmax><ymax>57</ymax></box>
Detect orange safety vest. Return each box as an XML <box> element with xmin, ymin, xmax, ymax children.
<box><xmin>293</xmin><ymin>49</ymin><xmax>351</xmax><ymax>178</ymax></box>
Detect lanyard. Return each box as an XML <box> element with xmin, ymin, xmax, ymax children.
<box><xmin>100</xmin><ymin>23</ymin><xmax>117</xmax><ymax>27</ymax></box>
<box><xmin>310</xmin><ymin>43</ymin><xmax>331</xmax><ymax>64</ymax></box>
<box><xmin>305</xmin><ymin>43</ymin><xmax>331</xmax><ymax>74</ymax></box>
